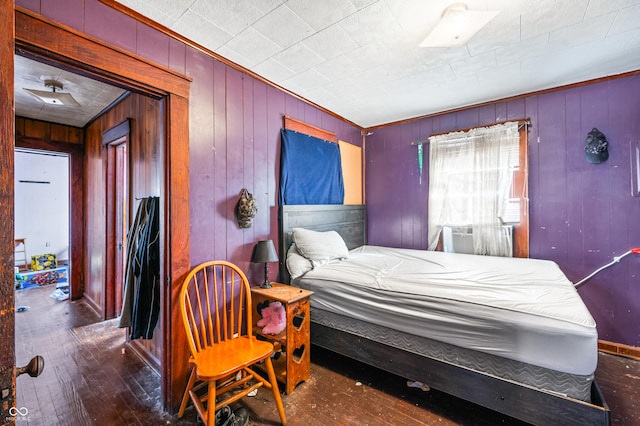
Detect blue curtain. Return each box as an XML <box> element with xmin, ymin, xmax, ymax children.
<box><xmin>279</xmin><ymin>129</ymin><xmax>344</xmax><ymax>205</ymax></box>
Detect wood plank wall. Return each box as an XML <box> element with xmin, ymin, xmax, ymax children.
<box><xmin>84</xmin><ymin>92</ymin><xmax>164</xmax><ymax>367</ymax></box>
<box><xmin>365</xmin><ymin>76</ymin><xmax>640</xmax><ymax>347</ymax></box>
<box><xmin>14</xmin><ymin>2</ymin><xmax>194</xmax><ymax>411</ymax></box>
<box><xmin>15</xmin><ymin>117</ymin><xmax>83</xmax><ymax>144</ymax></box>
<box><xmin>15</xmin><ymin>99</ymin><xmax>164</xmax><ymax>367</ymax></box>
<box><xmin>13</xmin><ymin>0</ymin><xmax>361</xmax><ymax>411</ymax></box>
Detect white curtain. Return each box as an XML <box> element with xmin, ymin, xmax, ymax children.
<box><xmin>427</xmin><ymin>122</ymin><xmax>519</xmax><ymax>256</ymax></box>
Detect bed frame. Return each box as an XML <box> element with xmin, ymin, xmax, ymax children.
<box><xmin>279</xmin><ymin>204</ymin><xmax>611</xmax><ymax>426</ymax></box>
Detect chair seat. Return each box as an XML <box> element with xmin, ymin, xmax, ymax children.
<box><xmin>194</xmin><ymin>336</ymin><xmax>274</xmax><ymax>379</ymax></box>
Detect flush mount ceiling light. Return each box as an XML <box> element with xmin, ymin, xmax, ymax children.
<box><xmin>419</xmin><ymin>3</ymin><xmax>499</xmax><ymax>48</ymax></box>
<box><xmin>23</xmin><ymin>79</ymin><xmax>80</xmax><ymax>106</ymax></box>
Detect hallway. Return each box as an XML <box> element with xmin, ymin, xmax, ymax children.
<box><xmin>14</xmin><ymin>284</ymin><xmax>194</xmax><ymax>425</ymax></box>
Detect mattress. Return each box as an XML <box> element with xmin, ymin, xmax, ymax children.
<box><xmin>309</xmin><ymin>307</ymin><xmax>594</xmax><ymax>402</ymax></box>
<box><xmin>292</xmin><ymin>245</ymin><xmax>598</xmax><ymax>377</ymax></box>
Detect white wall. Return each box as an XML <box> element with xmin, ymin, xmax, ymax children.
<box><xmin>14</xmin><ymin>150</ymin><xmax>69</xmax><ymax>267</ymax></box>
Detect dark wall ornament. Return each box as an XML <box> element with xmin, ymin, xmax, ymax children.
<box><xmin>631</xmin><ymin>140</ymin><xmax>640</xmax><ymax>197</ymax></box>
<box><xmin>236</xmin><ymin>188</ymin><xmax>257</xmax><ymax>228</ymax></box>
<box><xmin>584</xmin><ymin>127</ymin><xmax>609</xmax><ymax>164</ymax></box>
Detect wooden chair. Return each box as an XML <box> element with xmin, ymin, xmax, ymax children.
<box><xmin>177</xmin><ymin>260</ymin><xmax>287</xmax><ymax>425</ymax></box>
<box><xmin>14</xmin><ymin>238</ymin><xmax>28</xmax><ymax>270</ymax></box>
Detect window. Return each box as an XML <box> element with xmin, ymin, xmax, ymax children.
<box><xmin>427</xmin><ymin>121</ymin><xmax>529</xmax><ymax>257</ymax></box>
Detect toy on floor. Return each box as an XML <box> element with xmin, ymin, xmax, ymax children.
<box><xmin>257</xmin><ymin>301</ymin><xmax>286</xmax><ymax>335</ymax></box>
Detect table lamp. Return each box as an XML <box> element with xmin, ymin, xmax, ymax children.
<box><xmin>252</xmin><ymin>240</ymin><xmax>279</xmax><ymax>288</ymax></box>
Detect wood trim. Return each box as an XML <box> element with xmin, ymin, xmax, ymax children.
<box><xmin>15</xmin><ymin>7</ymin><xmax>191</xmax><ymax>99</ymax></box>
<box><xmin>14</xmin><ymin>7</ymin><xmax>192</xmax><ymax>413</ymax></box>
<box><xmin>0</xmin><ymin>0</ymin><xmax>15</xmax><ymax>418</ymax></box>
<box><xmin>16</xmin><ymin>116</ymin><xmax>84</xmax><ymax>144</ymax></box>
<box><xmin>102</xmin><ymin>0</ymin><xmax>637</xmax><ymax>143</ymax></box>
<box><xmin>14</xmin><ymin>135</ymin><xmax>85</xmax><ymax>302</ymax></box>
<box><xmin>513</xmin><ymin>126</ymin><xmax>529</xmax><ymax>258</ymax></box>
<box><xmin>361</xmin><ymin>132</ymin><xmax>366</xmax><ymax>205</ymax></box>
<box><xmin>598</xmin><ymin>340</ymin><xmax>640</xmax><ymax>361</ymax></box>
<box><xmin>82</xmin><ymin>289</ymin><xmax>102</xmax><ymax>318</ymax></box>
<box><xmin>103</xmin><ymin>122</ymin><xmax>129</xmax><ymax>320</ymax></box>
<box><xmin>366</xmin><ymin>70</ymin><xmax>640</xmax><ymax>131</ymax></box>
<box><xmin>165</xmin><ymin>93</ymin><xmax>191</xmax><ymax>411</ymax></box>
<box><xmin>283</xmin><ymin>116</ymin><xmax>337</xmax><ymax>142</ymax></box>
<box><xmin>102</xmin><ymin>119</ymin><xmax>130</xmax><ymax>145</ymax></box>
<box><xmin>131</xmin><ymin>339</ymin><xmax>160</xmax><ymax>371</ymax></box>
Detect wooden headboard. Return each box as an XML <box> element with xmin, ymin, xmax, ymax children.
<box><xmin>278</xmin><ymin>204</ymin><xmax>366</xmax><ymax>283</ymax></box>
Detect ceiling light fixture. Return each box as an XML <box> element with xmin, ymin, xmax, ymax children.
<box><xmin>24</xmin><ymin>79</ymin><xmax>80</xmax><ymax>106</ymax></box>
<box><xmin>419</xmin><ymin>3</ymin><xmax>499</xmax><ymax>48</ymax></box>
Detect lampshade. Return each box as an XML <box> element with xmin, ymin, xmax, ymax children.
<box><xmin>252</xmin><ymin>240</ymin><xmax>279</xmax><ymax>288</ymax></box>
<box><xmin>419</xmin><ymin>3</ymin><xmax>499</xmax><ymax>48</ymax></box>
<box><xmin>252</xmin><ymin>240</ymin><xmax>279</xmax><ymax>264</ymax></box>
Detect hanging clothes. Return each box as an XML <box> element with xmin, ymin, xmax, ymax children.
<box><xmin>118</xmin><ymin>196</ymin><xmax>160</xmax><ymax>340</ymax></box>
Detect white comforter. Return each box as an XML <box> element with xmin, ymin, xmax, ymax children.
<box><xmin>294</xmin><ymin>245</ymin><xmax>598</xmax><ymax>376</ymax></box>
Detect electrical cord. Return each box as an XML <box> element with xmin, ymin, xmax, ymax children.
<box><xmin>574</xmin><ymin>247</ymin><xmax>640</xmax><ymax>288</ymax></box>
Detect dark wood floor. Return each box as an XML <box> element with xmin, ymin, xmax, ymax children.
<box><xmin>14</xmin><ymin>284</ymin><xmax>640</xmax><ymax>425</ymax></box>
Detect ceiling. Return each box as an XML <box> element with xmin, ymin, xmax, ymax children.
<box><xmin>14</xmin><ymin>1</ymin><xmax>640</xmax><ymax>129</ymax></box>
<box><xmin>114</xmin><ymin>0</ymin><xmax>640</xmax><ymax>128</ymax></box>
<box><xmin>14</xmin><ymin>55</ymin><xmax>127</xmax><ymax>128</ymax></box>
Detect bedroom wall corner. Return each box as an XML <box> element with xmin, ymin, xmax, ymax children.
<box><xmin>365</xmin><ymin>74</ymin><xmax>640</xmax><ymax>348</ymax></box>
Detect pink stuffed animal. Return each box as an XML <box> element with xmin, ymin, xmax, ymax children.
<box><xmin>257</xmin><ymin>301</ymin><xmax>286</xmax><ymax>335</ymax></box>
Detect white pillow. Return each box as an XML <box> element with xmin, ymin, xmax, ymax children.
<box><xmin>292</xmin><ymin>227</ymin><xmax>349</xmax><ymax>267</ymax></box>
<box><xmin>286</xmin><ymin>243</ymin><xmax>313</xmax><ymax>279</ymax></box>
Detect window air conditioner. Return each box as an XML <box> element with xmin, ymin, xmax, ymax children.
<box><xmin>442</xmin><ymin>225</ymin><xmax>513</xmax><ymax>256</ymax></box>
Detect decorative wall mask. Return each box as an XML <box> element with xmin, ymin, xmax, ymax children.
<box><xmin>236</xmin><ymin>188</ymin><xmax>257</xmax><ymax>228</ymax></box>
<box><xmin>584</xmin><ymin>128</ymin><xmax>609</xmax><ymax>164</ymax></box>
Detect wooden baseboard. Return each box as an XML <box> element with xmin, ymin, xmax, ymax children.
<box><xmin>82</xmin><ymin>292</ymin><xmax>103</xmax><ymax>318</ymax></box>
<box><xmin>598</xmin><ymin>340</ymin><xmax>640</xmax><ymax>360</ymax></box>
<box><xmin>129</xmin><ymin>339</ymin><xmax>161</xmax><ymax>373</ymax></box>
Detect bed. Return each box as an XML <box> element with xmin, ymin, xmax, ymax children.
<box><xmin>278</xmin><ymin>204</ymin><xmax>610</xmax><ymax>426</ymax></box>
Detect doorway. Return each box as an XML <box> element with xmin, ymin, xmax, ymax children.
<box><xmin>12</xmin><ymin>54</ymin><xmax>169</xmax><ymax>412</ymax></box>
<box><xmin>104</xmin><ymin>122</ymin><xmax>130</xmax><ymax>320</ymax></box>
<box><xmin>10</xmin><ymin>7</ymin><xmax>192</xmax><ymax>412</ymax></box>
<box><xmin>14</xmin><ymin>149</ymin><xmax>70</xmax><ymax>298</ymax></box>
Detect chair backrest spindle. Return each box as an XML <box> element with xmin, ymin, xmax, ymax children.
<box><xmin>190</xmin><ymin>276</ymin><xmax>205</xmax><ymax>352</ymax></box>
<box><xmin>180</xmin><ymin>261</ymin><xmax>253</xmax><ymax>355</ymax></box>
<box><xmin>230</xmin><ymin>269</ymin><xmax>239</xmax><ymax>338</ymax></box>
<box><xmin>221</xmin><ymin>266</ymin><xmax>227</xmax><ymax>340</ymax></box>
<box><xmin>212</xmin><ymin>267</ymin><xmax>218</xmax><ymax>341</ymax></box>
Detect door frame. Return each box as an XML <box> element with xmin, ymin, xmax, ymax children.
<box><xmin>11</xmin><ymin>7</ymin><xmax>192</xmax><ymax>412</ymax></box>
<box><xmin>13</xmin><ymin>142</ymin><xmax>80</xmax><ymax>300</ymax></box>
<box><xmin>1</xmin><ymin>0</ymin><xmax>15</xmax><ymax>419</ymax></box>
<box><xmin>104</xmin><ymin>121</ymin><xmax>129</xmax><ymax>320</ymax></box>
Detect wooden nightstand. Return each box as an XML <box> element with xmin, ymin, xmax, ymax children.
<box><xmin>251</xmin><ymin>282</ymin><xmax>313</xmax><ymax>394</ymax></box>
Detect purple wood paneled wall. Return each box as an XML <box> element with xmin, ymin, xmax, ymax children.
<box><xmin>366</xmin><ymin>76</ymin><xmax>640</xmax><ymax>346</ymax></box>
<box><xmin>16</xmin><ymin>0</ymin><xmax>362</xmax><ymax>287</ymax></box>
<box><xmin>16</xmin><ymin>0</ymin><xmax>639</xmax><ymax>347</ymax></box>
<box><xmin>184</xmin><ymin>54</ymin><xmax>362</xmax><ymax>283</ymax></box>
